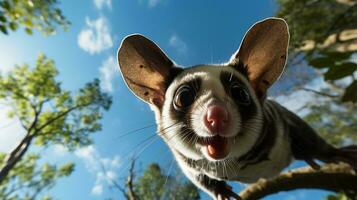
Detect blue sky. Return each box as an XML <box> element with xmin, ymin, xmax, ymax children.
<box><xmin>0</xmin><ymin>0</ymin><xmax>334</xmax><ymax>199</ymax></box>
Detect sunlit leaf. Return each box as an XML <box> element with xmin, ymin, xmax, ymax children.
<box><xmin>0</xmin><ymin>0</ymin><xmax>70</xmax><ymax>36</ymax></box>
<box><xmin>0</xmin><ymin>54</ymin><xmax>112</xmax><ymax>199</ymax></box>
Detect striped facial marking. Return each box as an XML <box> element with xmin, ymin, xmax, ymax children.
<box><xmin>159</xmin><ymin>65</ymin><xmax>264</xmax><ymax>161</ymax></box>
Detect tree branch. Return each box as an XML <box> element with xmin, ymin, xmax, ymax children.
<box><xmin>99</xmin><ymin>159</ymin><xmax>130</xmax><ymax>200</ymax></box>
<box><xmin>0</xmin><ymin>103</ymin><xmax>42</xmax><ymax>184</ymax></box>
<box><xmin>0</xmin><ymin>134</ymin><xmax>34</xmax><ymax>184</ymax></box>
<box><xmin>126</xmin><ymin>158</ymin><xmax>137</xmax><ymax>200</ymax></box>
<box><xmin>300</xmin><ymin>87</ymin><xmax>340</xmax><ymax>98</ymax></box>
<box><xmin>34</xmin><ymin>102</ymin><xmax>91</xmax><ymax>134</ymax></box>
<box><xmin>239</xmin><ymin>163</ymin><xmax>357</xmax><ymax>200</ymax></box>
<box><xmin>0</xmin><ymin>102</ymin><xmax>90</xmax><ymax>184</ymax></box>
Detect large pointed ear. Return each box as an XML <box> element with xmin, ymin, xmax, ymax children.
<box><xmin>231</xmin><ymin>18</ymin><xmax>289</xmax><ymax>98</ymax></box>
<box><xmin>117</xmin><ymin>34</ymin><xmax>178</xmax><ymax>108</ymax></box>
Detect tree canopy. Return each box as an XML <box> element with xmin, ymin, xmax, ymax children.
<box><xmin>0</xmin><ymin>54</ymin><xmax>112</xmax><ymax>189</ymax></box>
<box><xmin>276</xmin><ymin>0</ymin><xmax>357</xmax><ymax>102</ymax></box>
<box><xmin>0</xmin><ymin>153</ymin><xmax>74</xmax><ymax>200</ymax></box>
<box><xmin>134</xmin><ymin>163</ymin><xmax>199</xmax><ymax>200</ymax></box>
<box><xmin>0</xmin><ymin>0</ymin><xmax>69</xmax><ymax>35</ymax></box>
<box><xmin>111</xmin><ymin>160</ymin><xmax>200</xmax><ymax>200</ymax></box>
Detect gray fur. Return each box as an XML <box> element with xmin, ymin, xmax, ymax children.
<box><xmin>117</xmin><ymin>18</ymin><xmax>357</xmax><ymax>200</ymax></box>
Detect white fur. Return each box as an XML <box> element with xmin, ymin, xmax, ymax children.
<box><xmin>160</xmin><ymin>65</ymin><xmax>264</xmax><ymax>161</ymax></box>
<box><xmin>158</xmin><ymin>64</ymin><xmax>293</xmax><ymax>185</ymax></box>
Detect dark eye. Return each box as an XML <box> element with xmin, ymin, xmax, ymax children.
<box><xmin>230</xmin><ymin>83</ymin><xmax>251</xmax><ymax>105</ymax></box>
<box><xmin>173</xmin><ymin>85</ymin><xmax>195</xmax><ymax>110</ymax></box>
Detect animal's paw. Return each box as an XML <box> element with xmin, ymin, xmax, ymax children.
<box><xmin>214</xmin><ymin>182</ymin><xmax>242</xmax><ymax>200</ymax></box>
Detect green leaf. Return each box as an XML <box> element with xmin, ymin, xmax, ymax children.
<box><xmin>342</xmin><ymin>81</ymin><xmax>357</xmax><ymax>102</ymax></box>
<box><xmin>9</xmin><ymin>22</ymin><xmax>18</xmax><ymax>31</ymax></box>
<box><xmin>0</xmin><ymin>24</ymin><xmax>8</xmax><ymax>34</ymax></box>
<box><xmin>58</xmin><ymin>163</ymin><xmax>75</xmax><ymax>176</ymax></box>
<box><xmin>0</xmin><ymin>16</ymin><xmax>6</xmax><ymax>22</ymax></box>
<box><xmin>25</xmin><ymin>28</ymin><xmax>33</xmax><ymax>35</ymax></box>
<box><xmin>324</xmin><ymin>62</ymin><xmax>357</xmax><ymax>81</ymax></box>
<box><xmin>308</xmin><ymin>57</ymin><xmax>333</xmax><ymax>68</ymax></box>
<box><xmin>324</xmin><ymin>52</ymin><xmax>352</xmax><ymax>62</ymax></box>
<box><xmin>7</xmin><ymin>111</ymin><xmax>15</xmax><ymax>118</ymax></box>
<box><xmin>1</xmin><ymin>1</ymin><xmax>11</xmax><ymax>10</ymax></box>
<box><xmin>24</xmin><ymin>19</ymin><xmax>33</xmax><ymax>27</ymax></box>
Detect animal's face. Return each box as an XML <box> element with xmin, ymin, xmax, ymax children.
<box><xmin>160</xmin><ymin>65</ymin><xmax>263</xmax><ymax>161</ymax></box>
<box><xmin>117</xmin><ymin>18</ymin><xmax>289</xmax><ymax>161</ymax></box>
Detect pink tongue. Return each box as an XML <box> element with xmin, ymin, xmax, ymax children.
<box><xmin>206</xmin><ymin>137</ymin><xmax>228</xmax><ymax>159</ymax></box>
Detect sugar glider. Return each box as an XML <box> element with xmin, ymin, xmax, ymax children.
<box><xmin>116</xmin><ymin>18</ymin><xmax>357</xmax><ymax>199</ymax></box>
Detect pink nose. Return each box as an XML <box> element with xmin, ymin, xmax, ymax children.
<box><xmin>204</xmin><ymin>104</ymin><xmax>229</xmax><ymax>134</ymax></box>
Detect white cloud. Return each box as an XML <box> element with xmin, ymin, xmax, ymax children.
<box><xmin>105</xmin><ymin>170</ymin><xmax>117</xmax><ymax>179</ymax></box>
<box><xmin>52</xmin><ymin>144</ymin><xmax>69</xmax><ymax>157</ymax></box>
<box><xmin>94</xmin><ymin>0</ymin><xmax>111</xmax><ymax>10</ymax></box>
<box><xmin>75</xmin><ymin>145</ymin><xmax>99</xmax><ymax>172</ymax></box>
<box><xmin>169</xmin><ymin>34</ymin><xmax>188</xmax><ymax>54</ymax></box>
<box><xmin>75</xmin><ymin>145</ymin><xmax>120</xmax><ymax>196</ymax></box>
<box><xmin>101</xmin><ymin>156</ymin><xmax>120</xmax><ymax>169</ymax></box>
<box><xmin>77</xmin><ymin>16</ymin><xmax>113</xmax><ymax>54</ymax></box>
<box><xmin>91</xmin><ymin>184</ymin><xmax>103</xmax><ymax>195</ymax></box>
<box><xmin>99</xmin><ymin>56</ymin><xmax>118</xmax><ymax>92</ymax></box>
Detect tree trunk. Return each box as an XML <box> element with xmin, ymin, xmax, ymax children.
<box><xmin>0</xmin><ymin>134</ymin><xmax>34</xmax><ymax>184</ymax></box>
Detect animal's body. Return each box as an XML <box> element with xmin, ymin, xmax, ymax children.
<box><xmin>117</xmin><ymin>18</ymin><xmax>357</xmax><ymax>199</ymax></box>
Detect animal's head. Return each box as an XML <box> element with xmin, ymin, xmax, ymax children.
<box><xmin>117</xmin><ymin>18</ymin><xmax>289</xmax><ymax>161</ymax></box>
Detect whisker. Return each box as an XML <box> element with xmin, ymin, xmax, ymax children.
<box><xmin>113</xmin><ymin>123</ymin><xmax>156</xmax><ymax>140</ymax></box>
<box><xmin>160</xmin><ymin>158</ymin><xmax>175</xmax><ymax>200</ymax></box>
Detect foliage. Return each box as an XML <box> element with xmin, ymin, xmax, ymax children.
<box><xmin>133</xmin><ymin>163</ymin><xmax>199</xmax><ymax>200</ymax></box>
<box><xmin>304</xmin><ymin>99</ymin><xmax>357</xmax><ymax>146</ymax></box>
<box><xmin>276</xmin><ymin>0</ymin><xmax>357</xmax><ymax>102</ymax></box>
<box><xmin>276</xmin><ymin>0</ymin><xmax>357</xmax><ymax>51</ymax></box>
<box><xmin>0</xmin><ymin>53</ymin><xmax>111</xmax><ymax>195</ymax></box>
<box><xmin>0</xmin><ymin>0</ymin><xmax>69</xmax><ymax>35</ymax></box>
<box><xmin>276</xmin><ymin>1</ymin><xmax>357</xmax><ymax>199</ymax></box>
<box><xmin>307</xmin><ymin>51</ymin><xmax>357</xmax><ymax>102</ymax></box>
<box><xmin>0</xmin><ymin>53</ymin><xmax>112</xmax><ymax>150</ymax></box>
<box><xmin>327</xmin><ymin>193</ymin><xmax>355</xmax><ymax>200</ymax></box>
<box><xmin>0</xmin><ymin>152</ymin><xmax>74</xmax><ymax>200</ymax></box>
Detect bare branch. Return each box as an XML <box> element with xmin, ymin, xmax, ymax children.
<box><xmin>99</xmin><ymin>159</ymin><xmax>130</xmax><ymax>200</ymax></box>
<box><xmin>126</xmin><ymin>158</ymin><xmax>137</xmax><ymax>200</ymax></box>
<box><xmin>239</xmin><ymin>163</ymin><xmax>357</xmax><ymax>200</ymax></box>
<box><xmin>300</xmin><ymin>87</ymin><xmax>340</xmax><ymax>98</ymax></box>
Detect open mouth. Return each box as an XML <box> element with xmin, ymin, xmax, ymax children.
<box><xmin>198</xmin><ymin>136</ymin><xmax>229</xmax><ymax>160</ymax></box>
